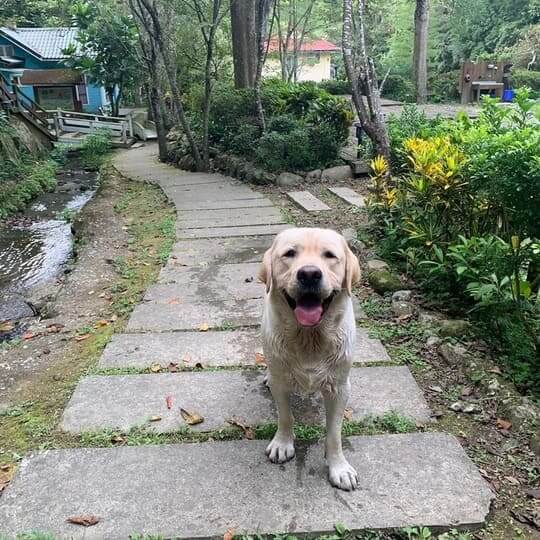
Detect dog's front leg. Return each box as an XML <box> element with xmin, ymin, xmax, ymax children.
<box><xmin>323</xmin><ymin>380</ymin><xmax>358</xmax><ymax>491</ymax></box>
<box><xmin>266</xmin><ymin>377</ymin><xmax>295</xmax><ymax>463</ymax></box>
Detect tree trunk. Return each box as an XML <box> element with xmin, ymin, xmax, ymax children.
<box><xmin>230</xmin><ymin>0</ymin><xmax>257</xmax><ymax>88</ymax></box>
<box><xmin>342</xmin><ymin>0</ymin><xmax>390</xmax><ymax>161</ymax></box>
<box><xmin>254</xmin><ymin>0</ymin><xmax>274</xmax><ymax>130</ymax></box>
<box><xmin>413</xmin><ymin>0</ymin><xmax>429</xmax><ymax>104</ymax></box>
<box><xmin>146</xmin><ymin>82</ymin><xmax>168</xmax><ymax>160</ymax></box>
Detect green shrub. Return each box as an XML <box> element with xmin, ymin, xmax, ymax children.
<box><xmin>428</xmin><ymin>70</ymin><xmax>460</xmax><ymax>103</ymax></box>
<box><xmin>318</xmin><ymin>79</ymin><xmax>352</xmax><ymax>95</ymax></box>
<box><xmin>79</xmin><ymin>129</ymin><xmax>112</xmax><ymax>170</ymax></box>
<box><xmin>267</xmin><ymin>114</ymin><xmax>297</xmax><ymax>134</ymax></box>
<box><xmin>511</xmin><ymin>69</ymin><xmax>540</xmax><ymax>92</ymax></box>
<box><xmin>381</xmin><ymin>73</ymin><xmax>415</xmax><ymax>102</ymax></box>
<box><xmin>256</xmin><ymin>128</ymin><xmax>313</xmax><ymax>172</ymax></box>
<box><xmin>228</xmin><ymin>123</ymin><xmax>261</xmax><ymax>158</ymax></box>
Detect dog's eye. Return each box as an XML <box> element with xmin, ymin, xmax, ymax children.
<box><xmin>323</xmin><ymin>250</ymin><xmax>337</xmax><ymax>259</ymax></box>
<box><xmin>283</xmin><ymin>249</ymin><xmax>296</xmax><ymax>258</ymax></box>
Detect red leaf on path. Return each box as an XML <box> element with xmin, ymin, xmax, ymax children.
<box><xmin>166</xmin><ymin>395</ymin><xmax>173</xmax><ymax>410</ymax></box>
<box><xmin>223</xmin><ymin>528</ymin><xmax>235</xmax><ymax>540</ymax></box>
<box><xmin>46</xmin><ymin>323</ymin><xmax>65</xmax><ymax>333</ymax></box>
<box><xmin>22</xmin><ymin>332</ymin><xmax>36</xmax><ymax>340</ymax></box>
<box><xmin>254</xmin><ymin>352</ymin><xmax>266</xmax><ymax>366</ymax></box>
<box><xmin>227</xmin><ymin>418</ymin><xmax>254</xmax><ymax>439</ymax></box>
<box><xmin>67</xmin><ymin>515</ymin><xmax>100</xmax><ymax>527</ymax></box>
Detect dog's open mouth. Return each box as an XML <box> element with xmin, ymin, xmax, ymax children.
<box><xmin>283</xmin><ymin>291</ymin><xmax>336</xmax><ymax>327</ymax></box>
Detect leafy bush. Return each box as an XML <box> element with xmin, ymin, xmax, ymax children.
<box><xmin>318</xmin><ymin>79</ymin><xmax>352</xmax><ymax>95</ymax></box>
<box><xmin>368</xmin><ymin>94</ymin><xmax>540</xmax><ymax>393</ymax></box>
<box><xmin>206</xmin><ymin>80</ymin><xmax>352</xmax><ymax>172</ymax></box>
<box><xmin>511</xmin><ymin>69</ymin><xmax>540</xmax><ymax>92</ymax></box>
<box><xmin>228</xmin><ymin>123</ymin><xmax>261</xmax><ymax>159</ymax></box>
<box><xmin>428</xmin><ymin>70</ymin><xmax>460</xmax><ymax>103</ymax></box>
<box><xmin>381</xmin><ymin>73</ymin><xmax>415</xmax><ymax>102</ymax></box>
<box><xmin>79</xmin><ymin>129</ymin><xmax>112</xmax><ymax>170</ymax></box>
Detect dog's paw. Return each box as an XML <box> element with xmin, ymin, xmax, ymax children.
<box><xmin>266</xmin><ymin>436</ymin><xmax>295</xmax><ymax>463</ymax></box>
<box><xmin>328</xmin><ymin>459</ymin><xmax>358</xmax><ymax>491</ymax></box>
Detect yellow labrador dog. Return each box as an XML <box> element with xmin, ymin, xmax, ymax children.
<box><xmin>258</xmin><ymin>227</ymin><xmax>361</xmax><ymax>491</ymax></box>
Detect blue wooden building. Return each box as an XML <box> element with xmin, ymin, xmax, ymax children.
<box><xmin>0</xmin><ymin>26</ymin><xmax>108</xmax><ymax>113</ymax></box>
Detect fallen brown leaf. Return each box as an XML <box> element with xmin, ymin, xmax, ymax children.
<box><xmin>67</xmin><ymin>515</ymin><xmax>100</xmax><ymax>527</ymax></box>
<box><xmin>488</xmin><ymin>367</ymin><xmax>502</xmax><ymax>374</ymax></box>
<box><xmin>149</xmin><ymin>415</ymin><xmax>162</xmax><ymax>422</ymax></box>
<box><xmin>94</xmin><ymin>320</ymin><xmax>110</xmax><ymax>328</ymax></box>
<box><xmin>166</xmin><ymin>395</ymin><xmax>173</xmax><ymax>410</ymax></box>
<box><xmin>167</xmin><ymin>298</ymin><xmax>180</xmax><ymax>305</ymax></box>
<box><xmin>496</xmin><ymin>418</ymin><xmax>512</xmax><ymax>431</ymax></box>
<box><xmin>227</xmin><ymin>418</ymin><xmax>254</xmax><ymax>439</ymax></box>
<box><xmin>0</xmin><ymin>320</ymin><xmax>14</xmax><ymax>332</ymax></box>
<box><xmin>343</xmin><ymin>407</ymin><xmax>353</xmax><ymax>421</ymax></box>
<box><xmin>75</xmin><ymin>334</ymin><xmax>91</xmax><ymax>342</ymax></box>
<box><xmin>150</xmin><ymin>362</ymin><xmax>162</xmax><ymax>373</ymax></box>
<box><xmin>181</xmin><ymin>408</ymin><xmax>204</xmax><ymax>425</ymax></box>
<box><xmin>223</xmin><ymin>527</ymin><xmax>236</xmax><ymax>540</ymax></box>
<box><xmin>111</xmin><ymin>434</ymin><xmax>126</xmax><ymax>444</ymax></box>
<box><xmin>0</xmin><ymin>464</ymin><xmax>14</xmax><ymax>493</ymax></box>
<box><xmin>168</xmin><ymin>362</ymin><xmax>179</xmax><ymax>373</ymax></box>
<box><xmin>22</xmin><ymin>331</ymin><xmax>36</xmax><ymax>340</ymax></box>
<box><xmin>46</xmin><ymin>323</ymin><xmax>65</xmax><ymax>333</ymax></box>
<box><xmin>254</xmin><ymin>352</ymin><xmax>266</xmax><ymax>366</ymax></box>
<box><xmin>198</xmin><ymin>322</ymin><xmax>209</xmax><ymax>332</ymax></box>
<box><xmin>461</xmin><ymin>386</ymin><xmax>474</xmax><ymax>397</ymax></box>
<box><xmin>505</xmin><ymin>475</ymin><xmax>521</xmax><ymax>486</ymax></box>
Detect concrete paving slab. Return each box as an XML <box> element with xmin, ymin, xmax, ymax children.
<box><xmin>0</xmin><ymin>434</ymin><xmax>493</xmax><ymax>538</ymax></box>
<box><xmin>287</xmin><ymin>191</ymin><xmax>331</xmax><ymax>211</ymax></box>
<box><xmin>126</xmin><ymin>296</ymin><xmax>365</xmax><ymax>331</ymax></box>
<box><xmin>174</xmin><ymin>198</ymin><xmax>275</xmax><ymax>211</ymax></box>
<box><xmin>153</xmin><ymin>262</ymin><xmax>263</xmax><ymax>301</ymax></box>
<box><xmin>165</xmin><ymin>185</ymin><xmax>265</xmax><ymax>201</ymax></box>
<box><xmin>170</xmin><ymin>236</ymin><xmax>270</xmax><ymax>265</ymax></box>
<box><xmin>328</xmin><ymin>186</ymin><xmax>366</xmax><ymax>208</ymax></box>
<box><xmin>126</xmin><ymin>297</ymin><xmax>263</xmax><ymax>331</ymax></box>
<box><xmin>176</xmin><ymin>224</ymin><xmax>290</xmax><ymax>240</ymax></box>
<box><xmin>177</xmin><ymin>207</ymin><xmax>285</xmax><ymax>229</ymax></box>
<box><xmin>60</xmin><ymin>366</ymin><xmax>431</xmax><ymax>433</ymax></box>
<box><xmin>98</xmin><ymin>328</ymin><xmax>390</xmax><ymax>369</ymax></box>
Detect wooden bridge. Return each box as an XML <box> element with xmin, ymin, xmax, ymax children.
<box><xmin>1</xmin><ymin>76</ymin><xmax>154</xmax><ymax>147</ymax></box>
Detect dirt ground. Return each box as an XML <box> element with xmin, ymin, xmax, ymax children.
<box><xmin>252</xmin><ymin>177</ymin><xmax>540</xmax><ymax>540</ymax></box>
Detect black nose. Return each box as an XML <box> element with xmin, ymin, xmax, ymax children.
<box><xmin>297</xmin><ymin>265</ymin><xmax>322</xmax><ymax>286</ymax></box>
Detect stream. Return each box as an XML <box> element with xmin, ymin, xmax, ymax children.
<box><xmin>0</xmin><ymin>159</ymin><xmax>99</xmax><ymax>329</ymax></box>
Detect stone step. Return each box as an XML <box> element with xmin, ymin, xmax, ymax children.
<box><xmin>126</xmin><ymin>296</ymin><xmax>366</xmax><ymax>332</ymax></box>
<box><xmin>287</xmin><ymin>191</ymin><xmax>331</xmax><ymax>212</ymax></box>
<box><xmin>0</xmin><ymin>434</ymin><xmax>493</xmax><ymax>538</ymax></box>
<box><xmin>98</xmin><ymin>328</ymin><xmax>390</xmax><ymax>369</ymax></box>
<box><xmin>327</xmin><ymin>186</ymin><xmax>366</xmax><ymax>208</ymax></box>
<box><xmin>165</xmin><ymin>185</ymin><xmax>265</xmax><ymax>203</ymax></box>
<box><xmin>154</xmin><ymin>262</ymin><xmax>262</xmax><ymax>300</ymax></box>
<box><xmin>60</xmin><ymin>366</ymin><xmax>429</xmax><ymax>433</ymax></box>
<box><xmin>177</xmin><ymin>208</ymin><xmax>285</xmax><ymax>229</ymax></box>
<box><xmin>170</xmin><ymin>236</ymin><xmax>270</xmax><ymax>265</ymax></box>
<box><xmin>174</xmin><ymin>198</ymin><xmax>275</xmax><ymax>211</ymax></box>
<box><xmin>176</xmin><ymin>224</ymin><xmax>290</xmax><ymax>240</ymax></box>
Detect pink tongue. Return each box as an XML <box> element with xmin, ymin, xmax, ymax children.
<box><xmin>294</xmin><ymin>305</ymin><xmax>323</xmax><ymax>327</ymax></box>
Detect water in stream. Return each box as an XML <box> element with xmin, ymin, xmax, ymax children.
<box><xmin>0</xmin><ymin>162</ymin><xmax>99</xmax><ymax>325</ymax></box>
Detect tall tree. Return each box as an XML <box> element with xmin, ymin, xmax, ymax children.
<box><xmin>129</xmin><ymin>0</ymin><xmax>202</xmax><ymax>170</ymax></box>
<box><xmin>65</xmin><ymin>1</ymin><xmax>141</xmax><ymax>117</ymax></box>
<box><xmin>181</xmin><ymin>0</ymin><xmax>227</xmax><ymax>168</ymax></box>
<box><xmin>230</xmin><ymin>0</ymin><xmax>258</xmax><ymax>88</ymax></box>
<box><xmin>342</xmin><ymin>0</ymin><xmax>390</xmax><ymax>161</ymax></box>
<box><xmin>413</xmin><ymin>0</ymin><xmax>429</xmax><ymax>103</ymax></box>
<box><xmin>254</xmin><ymin>0</ymin><xmax>274</xmax><ymax>129</ymax></box>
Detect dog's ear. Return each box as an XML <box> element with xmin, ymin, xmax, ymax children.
<box><xmin>258</xmin><ymin>246</ymin><xmax>273</xmax><ymax>293</ymax></box>
<box><xmin>343</xmin><ymin>240</ymin><xmax>361</xmax><ymax>295</ymax></box>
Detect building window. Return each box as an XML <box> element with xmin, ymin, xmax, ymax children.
<box><xmin>0</xmin><ymin>44</ymin><xmax>14</xmax><ymax>56</ymax></box>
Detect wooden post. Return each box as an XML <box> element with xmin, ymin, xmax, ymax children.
<box><xmin>128</xmin><ymin>115</ymin><xmax>133</xmax><ymax>138</ymax></box>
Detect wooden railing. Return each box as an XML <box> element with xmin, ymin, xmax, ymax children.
<box><xmin>52</xmin><ymin>109</ymin><xmax>134</xmax><ymax>143</ymax></box>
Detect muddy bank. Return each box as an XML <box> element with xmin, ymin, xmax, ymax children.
<box><xmin>0</xmin><ymin>158</ymin><xmax>99</xmax><ymax>327</ymax></box>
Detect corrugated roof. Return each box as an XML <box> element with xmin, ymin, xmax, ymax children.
<box><xmin>0</xmin><ymin>27</ymin><xmax>79</xmax><ymax>60</ymax></box>
<box><xmin>268</xmin><ymin>38</ymin><xmax>340</xmax><ymax>53</ymax></box>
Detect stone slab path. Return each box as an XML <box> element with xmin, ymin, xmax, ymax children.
<box><xmin>0</xmin><ymin>434</ymin><xmax>493</xmax><ymax>539</ymax></box>
<box><xmin>98</xmin><ymin>327</ymin><xmax>391</xmax><ymax>369</ymax></box>
<box><xmin>287</xmin><ymin>190</ymin><xmax>331</xmax><ymax>211</ymax></box>
<box><xmin>328</xmin><ymin>186</ymin><xmax>366</xmax><ymax>208</ymax></box>
<box><xmin>0</xmin><ymin>144</ymin><xmax>493</xmax><ymax>537</ymax></box>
